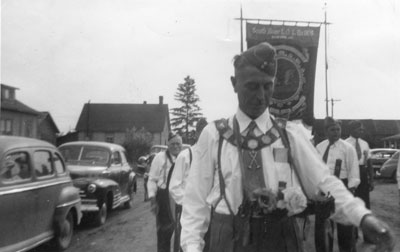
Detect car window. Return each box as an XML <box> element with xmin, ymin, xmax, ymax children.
<box><xmin>54</xmin><ymin>152</ymin><xmax>66</xmax><ymax>174</ymax></box>
<box><xmin>34</xmin><ymin>151</ymin><xmax>55</xmax><ymax>177</ymax></box>
<box><xmin>81</xmin><ymin>146</ymin><xmax>110</xmax><ymax>165</ymax></box>
<box><xmin>0</xmin><ymin>152</ymin><xmax>31</xmax><ymax>183</ymax></box>
<box><xmin>59</xmin><ymin>146</ymin><xmax>82</xmax><ymax>162</ymax></box>
<box><xmin>111</xmin><ymin>151</ymin><xmax>121</xmax><ymax>165</ymax></box>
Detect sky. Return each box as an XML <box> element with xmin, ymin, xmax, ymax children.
<box><xmin>1</xmin><ymin>0</ymin><xmax>399</xmax><ymax>134</ymax></box>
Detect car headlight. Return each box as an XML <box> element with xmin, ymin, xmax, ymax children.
<box><xmin>87</xmin><ymin>184</ymin><xmax>97</xmax><ymax>193</ymax></box>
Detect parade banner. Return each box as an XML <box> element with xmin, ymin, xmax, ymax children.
<box><xmin>246</xmin><ymin>22</ymin><xmax>321</xmax><ymax>125</ymax></box>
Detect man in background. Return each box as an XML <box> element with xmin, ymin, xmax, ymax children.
<box><xmin>148</xmin><ymin>133</ymin><xmax>183</xmax><ymax>252</ymax></box>
<box><xmin>345</xmin><ymin>120</ymin><xmax>374</xmax><ymax>209</ymax></box>
<box><xmin>169</xmin><ymin>118</ymin><xmax>208</xmax><ymax>252</ymax></box>
<box><xmin>316</xmin><ymin>117</ymin><xmax>360</xmax><ymax>252</ymax></box>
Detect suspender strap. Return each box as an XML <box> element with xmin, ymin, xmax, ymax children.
<box><xmin>214</xmin><ymin>121</ymin><xmax>235</xmax><ymax>216</ymax></box>
<box><xmin>165</xmin><ymin>150</ymin><xmax>175</xmax><ymax>188</ymax></box>
<box><xmin>189</xmin><ymin>147</ymin><xmax>193</xmax><ymax>166</ymax></box>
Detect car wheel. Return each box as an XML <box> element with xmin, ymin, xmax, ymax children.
<box><xmin>54</xmin><ymin>211</ymin><xmax>74</xmax><ymax>250</ymax></box>
<box><xmin>95</xmin><ymin>202</ymin><xmax>107</xmax><ymax>226</ymax></box>
<box><xmin>124</xmin><ymin>185</ymin><xmax>134</xmax><ymax>209</ymax></box>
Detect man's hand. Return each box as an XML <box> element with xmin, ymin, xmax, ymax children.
<box><xmin>149</xmin><ymin>197</ymin><xmax>158</xmax><ymax>215</ymax></box>
<box><xmin>360</xmin><ymin>214</ymin><xmax>395</xmax><ymax>252</ymax></box>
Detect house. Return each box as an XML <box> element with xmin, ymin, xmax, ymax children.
<box><xmin>38</xmin><ymin>112</ymin><xmax>60</xmax><ymax>145</ymax></box>
<box><xmin>1</xmin><ymin>84</ymin><xmax>40</xmax><ymax>137</ymax></box>
<box><xmin>1</xmin><ymin>84</ymin><xmax>61</xmax><ymax>144</ymax></box>
<box><xmin>313</xmin><ymin>118</ymin><xmax>400</xmax><ymax>148</ymax></box>
<box><xmin>74</xmin><ymin>96</ymin><xmax>170</xmax><ymax>145</ymax></box>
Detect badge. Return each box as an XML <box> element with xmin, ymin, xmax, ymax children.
<box><xmin>273</xmin><ymin>148</ymin><xmax>288</xmax><ymax>163</ymax></box>
<box><xmin>247</xmin><ymin>139</ymin><xmax>258</xmax><ymax>149</ymax></box>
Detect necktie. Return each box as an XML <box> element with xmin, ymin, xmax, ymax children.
<box><xmin>246</xmin><ymin>121</ymin><xmax>257</xmax><ymax>137</ymax></box>
<box><xmin>355</xmin><ymin>138</ymin><xmax>362</xmax><ymax>160</ymax></box>
<box><xmin>322</xmin><ymin>143</ymin><xmax>332</xmax><ymax>163</ymax></box>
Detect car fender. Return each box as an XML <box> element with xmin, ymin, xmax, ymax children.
<box><xmin>128</xmin><ymin>172</ymin><xmax>137</xmax><ymax>193</ymax></box>
<box><xmin>55</xmin><ymin>185</ymin><xmax>82</xmax><ymax>227</ymax></box>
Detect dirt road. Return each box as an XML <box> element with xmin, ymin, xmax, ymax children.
<box><xmin>33</xmin><ymin>177</ymin><xmax>400</xmax><ymax>252</ymax></box>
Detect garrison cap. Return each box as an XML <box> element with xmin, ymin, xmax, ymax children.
<box><xmin>234</xmin><ymin>42</ymin><xmax>277</xmax><ymax>77</ymax></box>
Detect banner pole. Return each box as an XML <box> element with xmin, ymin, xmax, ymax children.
<box><xmin>240</xmin><ymin>5</ymin><xmax>243</xmax><ymax>53</ymax></box>
<box><xmin>324</xmin><ymin>2</ymin><xmax>329</xmax><ymax>117</ymax></box>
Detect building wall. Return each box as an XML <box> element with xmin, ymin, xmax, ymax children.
<box><xmin>38</xmin><ymin>119</ymin><xmax>58</xmax><ymax>145</ymax></box>
<box><xmin>0</xmin><ymin>110</ymin><xmax>38</xmax><ymax>138</ymax></box>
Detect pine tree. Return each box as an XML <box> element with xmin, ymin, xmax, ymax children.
<box><xmin>170</xmin><ymin>76</ymin><xmax>203</xmax><ymax>144</ymax></box>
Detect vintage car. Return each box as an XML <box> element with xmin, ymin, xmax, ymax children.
<box><xmin>0</xmin><ymin>136</ymin><xmax>82</xmax><ymax>252</ymax></box>
<box><xmin>369</xmin><ymin>148</ymin><xmax>399</xmax><ymax>177</ymax></box>
<box><xmin>379</xmin><ymin>150</ymin><xmax>399</xmax><ymax>180</ymax></box>
<box><xmin>59</xmin><ymin>141</ymin><xmax>137</xmax><ymax>226</ymax></box>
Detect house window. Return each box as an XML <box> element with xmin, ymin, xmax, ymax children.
<box><xmin>105</xmin><ymin>133</ymin><xmax>114</xmax><ymax>143</ymax></box>
<box><xmin>0</xmin><ymin>119</ymin><xmax>13</xmax><ymax>135</ymax></box>
<box><xmin>24</xmin><ymin>120</ymin><xmax>33</xmax><ymax>137</ymax></box>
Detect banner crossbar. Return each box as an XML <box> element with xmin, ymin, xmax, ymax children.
<box><xmin>234</xmin><ymin>17</ymin><xmax>330</xmax><ymax>26</ymax></box>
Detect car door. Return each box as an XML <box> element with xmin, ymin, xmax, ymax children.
<box><xmin>109</xmin><ymin>150</ymin><xmax>122</xmax><ymax>190</ymax></box>
<box><xmin>119</xmin><ymin>150</ymin><xmax>131</xmax><ymax>195</ymax></box>
<box><xmin>0</xmin><ymin>150</ymin><xmax>36</xmax><ymax>248</ymax></box>
<box><xmin>32</xmin><ymin>149</ymin><xmax>60</xmax><ymax>235</ymax></box>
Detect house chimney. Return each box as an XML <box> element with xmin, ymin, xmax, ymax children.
<box><xmin>143</xmin><ymin>101</ymin><xmax>147</xmax><ymax>104</ymax></box>
<box><xmin>159</xmin><ymin>96</ymin><xmax>163</xmax><ymax>105</ymax></box>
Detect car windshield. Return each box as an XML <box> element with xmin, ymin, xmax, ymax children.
<box><xmin>60</xmin><ymin>145</ymin><xmax>110</xmax><ymax>166</ymax></box>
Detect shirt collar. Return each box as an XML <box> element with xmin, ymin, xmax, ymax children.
<box><xmin>235</xmin><ymin>108</ymin><xmax>272</xmax><ymax>133</ymax></box>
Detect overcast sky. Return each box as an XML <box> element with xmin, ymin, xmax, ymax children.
<box><xmin>1</xmin><ymin>0</ymin><xmax>399</xmax><ymax>134</ymax></box>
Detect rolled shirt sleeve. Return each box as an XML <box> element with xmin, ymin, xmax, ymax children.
<box><xmin>180</xmin><ymin>126</ymin><xmax>216</xmax><ymax>252</ymax></box>
<box><xmin>286</xmin><ymin>123</ymin><xmax>371</xmax><ymax>226</ymax></box>
<box><xmin>169</xmin><ymin>149</ymin><xmax>190</xmax><ymax>205</ymax></box>
<box><xmin>146</xmin><ymin>152</ymin><xmax>165</xmax><ymax>199</ymax></box>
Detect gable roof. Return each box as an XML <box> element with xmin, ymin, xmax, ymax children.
<box><xmin>38</xmin><ymin>112</ymin><xmax>60</xmax><ymax>133</ymax></box>
<box><xmin>75</xmin><ymin>103</ymin><xmax>170</xmax><ymax>133</ymax></box>
<box><xmin>1</xmin><ymin>99</ymin><xmax>41</xmax><ymax>115</ymax></box>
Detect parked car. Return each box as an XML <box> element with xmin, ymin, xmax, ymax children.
<box><xmin>379</xmin><ymin>150</ymin><xmax>399</xmax><ymax>180</ymax></box>
<box><xmin>369</xmin><ymin>148</ymin><xmax>399</xmax><ymax>177</ymax></box>
<box><xmin>59</xmin><ymin>141</ymin><xmax>137</xmax><ymax>226</ymax></box>
<box><xmin>0</xmin><ymin>136</ymin><xmax>82</xmax><ymax>251</ymax></box>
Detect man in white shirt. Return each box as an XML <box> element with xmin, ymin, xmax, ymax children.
<box><xmin>169</xmin><ymin>118</ymin><xmax>208</xmax><ymax>252</ymax></box>
<box><xmin>147</xmin><ymin>133</ymin><xmax>183</xmax><ymax>252</ymax></box>
<box><xmin>345</xmin><ymin>120</ymin><xmax>374</xmax><ymax>209</ymax></box>
<box><xmin>180</xmin><ymin>42</ymin><xmax>395</xmax><ymax>252</ymax></box>
<box><xmin>316</xmin><ymin>117</ymin><xmax>360</xmax><ymax>252</ymax></box>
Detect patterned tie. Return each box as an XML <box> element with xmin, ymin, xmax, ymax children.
<box><xmin>355</xmin><ymin>138</ymin><xmax>362</xmax><ymax>160</ymax></box>
<box><xmin>322</xmin><ymin>143</ymin><xmax>332</xmax><ymax>163</ymax></box>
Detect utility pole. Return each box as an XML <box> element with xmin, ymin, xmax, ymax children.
<box><xmin>240</xmin><ymin>5</ymin><xmax>243</xmax><ymax>53</ymax></box>
<box><xmin>324</xmin><ymin>2</ymin><xmax>329</xmax><ymax>117</ymax></box>
<box><xmin>330</xmin><ymin>98</ymin><xmax>341</xmax><ymax>117</ymax></box>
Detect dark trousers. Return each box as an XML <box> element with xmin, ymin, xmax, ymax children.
<box><xmin>315</xmin><ymin>179</ymin><xmax>357</xmax><ymax>252</ymax></box>
<box><xmin>156</xmin><ymin>189</ymin><xmax>174</xmax><ymax>252</ymax></box>
<box><xmin>174</xmin><ymin>204</ymin><xmax>183</xmax><ymax>252</ymax></box>
<box><xmin>355</xmin><ymin>165</ymin><xmax>370</xmax><ymax>209</ymax></box>
<box><xmin>208</xmin><ymin>212</ymin><xmax>302</xmax><ymax>252</ymax></box>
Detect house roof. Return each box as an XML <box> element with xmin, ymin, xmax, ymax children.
<box><xmin>1</xmin><ymin>99</ymin><xmax>41</xmax><ymax>115</ymax></box>
<box><xmin>75</xmin><ymin>103</ymin><xmax>170</xmax><ymax>133</ymax></box>
<box><xmin>381</xmin><ymin>133</ymin><xmax>400</xmax><ymax>141</ymax></box>
<box><xmin>38</xmin><ymin>112</ymin><xmax>60</xmax><ymax>133</ymax></box>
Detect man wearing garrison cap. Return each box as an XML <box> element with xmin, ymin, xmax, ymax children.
<box><xmin>316</xmin><ymin>117</ymin><xmax>360</xmax><ymax>252</ymax></box>
<box><xmin>180</xmin><ymin>42</ymin><xmax>395</xmax><ymax>252</ymax></box>
<box><xmin>147</xmin><ymin>133</ymin><xmax>183</xmax><ymax>252</ymax></box>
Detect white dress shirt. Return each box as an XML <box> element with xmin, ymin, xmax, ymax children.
<box><xmin>169</xmin><ymin>147</ymin><xmax>193</xmax><ymax>205</ymax></box>
<box><xmin>147</xmin><ymin>151</ymin><xmax>176</xmax><ymax>199</ymax></box>
<box><xmin>316</xmin><ymin>139</ymin><xmax>360</xmax><ymax>188</ymax></box>
<box><xmin>180</xmin><ymin>108</ymin><xmax>371</xmax><ymax>252</ymax></box>
<box><xmin>345</xmin><ymin>136</ymin><xmax>370</xmax><ymax>165</ymax></box>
